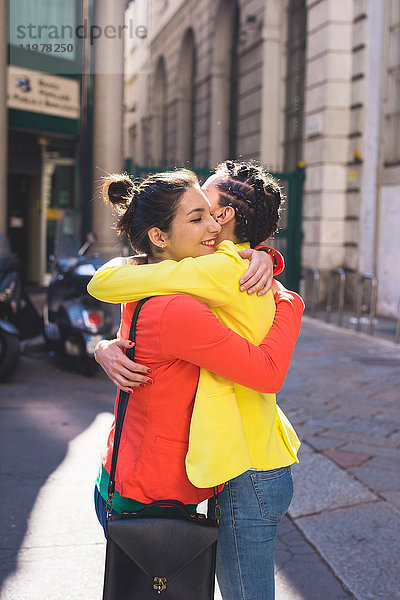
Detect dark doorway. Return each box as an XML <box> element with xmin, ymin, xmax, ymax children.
<box><xmin>7</xmin><ymin>173</ymin><xmax>40</xmax><ymax>282</ymax></box>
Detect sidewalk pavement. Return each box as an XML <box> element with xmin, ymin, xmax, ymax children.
<box><xmin>280</xmin><ymin>316</ymin><xmax>400</xmax><ymax>600</ymax></box>
<box><xmin>0</xmin><ymin>316</ymin><xmax>399</xmax><ymax>599</ymax></box>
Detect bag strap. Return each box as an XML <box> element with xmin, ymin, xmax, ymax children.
<box><xmin>106</xmin><ymin>297</ymin><xmax>152</xmax><ymax>516</ymax></box>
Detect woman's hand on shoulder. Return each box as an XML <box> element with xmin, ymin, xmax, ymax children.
<box><xmin>271</xmin><ymin>279</ymin><xmax>305</xmax><ymax>310</ymax></box>
<box><xmin>94</xmin><ymin>338</ymin><xmax>152</xmax><ymax>393</ymax></box>
<box><xmin>236</xmin><ymin>248</ymin><xmax>274</xmax><ymax>296</ymax></box>
<box><xmin>271</xmin><ymin>278</ymin><xmax>286</xmax><ymax>295</ymax></box>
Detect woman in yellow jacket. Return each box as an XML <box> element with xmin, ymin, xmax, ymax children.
<box><xmin>89</xmin><ymin>161</ymin><xmax>303</xmax><ymax>600</ymax></box>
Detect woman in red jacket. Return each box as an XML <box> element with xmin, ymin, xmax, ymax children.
<box><xmin>94</xmin><ymin>168</ymin><xmax>304</xmax><ymax>600</ymax></box>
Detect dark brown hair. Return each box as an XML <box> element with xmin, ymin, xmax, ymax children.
<box><xmin>213</xmin><ymin>160</ymin><xmax>282</xmax><ymax>247</ymax></box>
<box><xmin>102</xmin><ymin>169</ymin><xmax>199</xmax><ymax>257</ymax></box>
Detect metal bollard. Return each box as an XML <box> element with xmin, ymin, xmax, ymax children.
<box><xmin>305</xmin><ymin>268</ymin><xmax>320</xmax><ymax>318</ymax></box>
<box><xmin>396</xmin><ymin>299</ymin><xmax>400</xmax><ymax>344</ymax></box>
<box><xmin>356</xmin><ymin>274</ymin><xmax>378</xmax><ymax>335</ymax></box>
<box><xmin>326</xmin><ymin>268</ymin><xmax>346</xmax><ymax>327</ymax></box>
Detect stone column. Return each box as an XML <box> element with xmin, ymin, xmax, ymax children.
<box><xmin>209</xmin><ymin>0</ymin><xmax>236</xmax><ymax>167</ymax></box>
<box><xmin>152</xmin><ymin>58</ymin><xmax>166</xmax><ymax>167</ymax></box>
<box><xmin>209</xmin><ymin>69</ymin><xmax>229</xmax><ymax>168</ymax></box>
<box><xmin>302</xmin><ymin>0</ymin><xmax>353</xmax><ymax>279</ymax></box>
<box><xmin>259</xmin><ymin>0</ymin><xmax>285</xmax><ymax>170</ymax></box>
<box><xmin>91</xmin><ymin>0</ymin><xmax>125</xmax><ymax>254</ymax></box>
<box><xmin>0</xmin><ymin>0</ymin><xmax>8</xmax><ymax>235</ymax></box>
<box><xmin>176</xmin><ymin>30</ymin><xmax>195</xmax><ymax>166</ymax></box>
<box><xmin>358</xmin><ymin>0</ymin><xmax>384</xmax><ymax>275</ymax></box>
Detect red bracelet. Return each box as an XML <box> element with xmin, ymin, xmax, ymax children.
<box><xmin>254</xmin><ymin>245</ymin><xmax>285</xmax><ymax>276</ymax></box>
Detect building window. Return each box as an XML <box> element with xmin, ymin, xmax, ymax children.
<box><xmin>284</xmin><ymin>0</ymin><xmax>306</xmax><ymax>171</ymax></box>
<box><xmin>210</xmin><ymin>0</ymin><xmax>239</xmax><ymax>165</ymax></box>
<box><xmin>229</xmin><ymin>4</ymin><xmax>240</xmax><ymax>160</ymax></box>
<box><xmin>384</xmin><ymin>0</ymin><xmax>400</xmax><ymax>165</ymax></box>
<box><xmin>9</xmin><ymin>0</ymin><xmax>78</xmax><ymax>64</ymax></box>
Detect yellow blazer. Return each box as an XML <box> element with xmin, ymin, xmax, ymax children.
<box><xmin>88</xmin><ymin>241</ymin><xmax>300</xmax><ymax>487</ymax></box>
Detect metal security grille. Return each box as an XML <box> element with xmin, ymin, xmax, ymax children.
<box><xmin>267</xmin><ymin>168</ymin><xmax>305</xmax><ymax>292</ymax></box>
<box><xmin>284</xmin><ymin>0</ymin><xmax>306</xmax><ymax>172</ymax></box>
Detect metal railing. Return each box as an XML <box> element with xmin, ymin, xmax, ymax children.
<box><xmin>304</xmin><ymin>268</ymin><xmax>320</xmax><ymax>318</ymax></box>
<box><xmin>326</xmin><ymin>268</ymin><xmax>346</xmax><ymax>327</ymax></box>
<box><xmin>355</xmin><ymin>274</ymin><xmax>378</xmax><ymax>336</ymax></box>
<box><xmin>302</xmin><ymin>268</ymin><xmax>400</xmax><ymax>343</ymax></box>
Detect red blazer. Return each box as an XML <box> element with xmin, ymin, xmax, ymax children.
<box><xmin>102</xmin><ymin>292</ymin><xmax>303</xmax><ymax>504</ymax></box>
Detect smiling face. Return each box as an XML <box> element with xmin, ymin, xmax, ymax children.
<box><xmin>161</xmin><ymin>185</ymin><xmax>221</xmax><ymax>261</ymax></box>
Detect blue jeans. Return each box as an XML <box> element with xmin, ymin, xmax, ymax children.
<box><xmin>208</xmin><ymin>466</ymin><xmax>293</xmax><ymax>600</ymax></box>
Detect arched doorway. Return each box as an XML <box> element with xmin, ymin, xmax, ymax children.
<box><xmin>153</xmin><ymin>56</ymin><xmax>167</xmax><ymax>166</ymax></box>
<box><xmin>177</xmin><ymin>28</ymin><xmax>196</xmax><ymax>165</ymax></box>
<box><xmin>209</xmin><ymin>0</ymin><xmax>240</xmax><ymax>167</ymax></box>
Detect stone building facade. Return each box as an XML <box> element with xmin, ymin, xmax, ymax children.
<box><xmin>124</xmin><ymin>0</ymin><xmax>400</xmax><ymax>317</ymax></box>
<box><xmin>125</xmin><ymin>0</ymin><xmax>289</xmax><ymax>170</ymax></box>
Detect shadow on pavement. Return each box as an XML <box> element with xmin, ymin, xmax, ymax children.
<box><xmin>0</xmin><ymin>352</ymin><xmax>115</xmax><ymax>590</ymax></box>
<box><xmin>274</xmin><ymin>516</ymin><xmax>353</xmax><ymax>599</ymax></box>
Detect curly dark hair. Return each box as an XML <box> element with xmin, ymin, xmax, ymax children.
<box><xmin>213</xmin><ymin>160</ymin><xmax>283</xmax><ymax>247</ymax></box>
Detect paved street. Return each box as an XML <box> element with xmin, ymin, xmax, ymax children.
<box><xmin>282</xmin><ymin>318</ymin><xmax>400</xmax><ymax>600</ymax></box>
<box><xmin>0</xmin><ymin>316</ymin><xmax>399</xmax><ymax>599</ymax></box>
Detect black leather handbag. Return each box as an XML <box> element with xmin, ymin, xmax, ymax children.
<box><xmin>102</xmin><ymin>298</ymin><xmax>220</xmax><ymax>600</ymax></box>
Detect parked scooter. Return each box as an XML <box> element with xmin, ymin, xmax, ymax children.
<box><xmin>43</xmin><ymin>212</ymin><xmax>120</xmax><ymax>375</ymax></box>
<box><xmin>0</xmin><ymin>234</ymin><xmax>43</xmax><ymax>381</ymax></box>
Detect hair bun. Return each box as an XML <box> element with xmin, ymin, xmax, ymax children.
<box><xmin>102</xmin><ymin>174</ymin><xmax>135</xmax><ymax>208</ymax></box>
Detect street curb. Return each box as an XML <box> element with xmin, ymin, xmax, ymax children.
<box><xmin>302</xmin><ymin>315</ymin><xmax>400</xmax><ymax>351</ymax></box>
<box><xmin>284</xmin><ymin>319</ymin><xmax>400</xmax><ymax>600</ymax></box>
